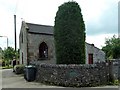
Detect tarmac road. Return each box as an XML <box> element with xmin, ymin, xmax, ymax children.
<box><xmin>1</xmin><ymin>69</ymin><xmax>64</xmax><ymax>88</ymax></box>
<box><xmin>1</xmin><ymin>69</ymin><xmax>119</xmax><ymax>89</ymax></box>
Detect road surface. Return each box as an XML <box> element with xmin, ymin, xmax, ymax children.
<box><xmin>1</xmin><ymin>69</ymin><xmax>64</xmax><ymax>88</ymax></box>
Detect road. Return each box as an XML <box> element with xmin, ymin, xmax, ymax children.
<box><xmin>0</xmin><ymin>69</ymin><xmax>119</xmax><ymax>89</ymax></box>
<box><xmin>1</xmin><ymin>69</ymin><xmax>64</xmax><ymax>88</ymax></box>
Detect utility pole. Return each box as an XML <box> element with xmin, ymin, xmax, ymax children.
<box><xmin>14</xmin><ymin>15</ymin><xmax>17</xmax><ymax>52</ymax></box>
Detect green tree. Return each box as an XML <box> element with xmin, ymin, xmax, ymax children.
<box><xmin>102</xmin><ymin>35</ymin><xmax>120</xmax><ymax>59</ymax></box>
<box><xmin>3</xmin><ymin>47</ymin><xmax>16</xmax><ymax>66</ymax></box>
<box><xmin>54</xmin><ymin>1</ymin><xmax>86</xmax><ymax>64</ymax></box>
<box><xmin>0</xmin><ymin>47</ymin><xmax>2</xmax><ymax>59</ymax></box>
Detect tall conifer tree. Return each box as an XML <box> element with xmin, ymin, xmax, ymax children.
<box><xmin>54</xmin><ymin>1</ymin><xmax>86</xmax><ymax>64</ymax></box>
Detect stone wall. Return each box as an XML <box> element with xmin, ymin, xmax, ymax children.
<box><xmin>19</xmin><ymin>21</ymin><xmax>28</xmax><ymax>65</ymax></box>
<box><xmin>28</xmin><ymin>33</ymin><xmax>56</xmax><ymax>64</ymax></box>
<box><xmin>34</xmin><ymin>62</ymin><xmax>109</xmax><ymax>87</ymax></box>
<box><xmin>106</xmin><ymin>59</ymin><xmax>120</xmax><ymax>81</ymax></box>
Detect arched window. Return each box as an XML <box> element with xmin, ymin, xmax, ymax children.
<box><xmin>39</xmin><ymin>42</ymin><xmax>48</xmax><ymax>59</ymax></box>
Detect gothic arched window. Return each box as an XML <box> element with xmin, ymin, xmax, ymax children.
<box><xmin>39</xmin><ymin>42</ymin><xmax>48</xmax><ymax>59</ymax></box>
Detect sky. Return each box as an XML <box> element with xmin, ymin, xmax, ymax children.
<box><xmin>0</xmin><ymin>0</ymin><xmax>119</xmax><ymax>50</ymax></box>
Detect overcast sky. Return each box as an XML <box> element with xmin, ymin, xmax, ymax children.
<box><xmin>0</xmin><ymin>0</ymin><xmax>119</xmax><ymax>50</ymax></box>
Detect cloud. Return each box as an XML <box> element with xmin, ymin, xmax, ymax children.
<box><xmin>0</xmin><ymin>1</ymin><xmax>16</xmax><ymax>49</ymax></box>
<box><xmin>0</xmin><ymin>0</ymin><xmax>17</xmax><ymax>14</ymax></box>
<box><xmin>0</xmin><ymin>0</ymin><xmax>119</xmax><ymax>49</ymax></box>
<box><xmin>86</xmin><ymin>33</ymin><xmax>118</xmax><ymax>49</ymax></box>
<box><xmin>84</xmin><ymin>0</ymin><xmax>118</xmax><ymax>35</ymax></box>
<box><xmin>118</xmin><ymin>1</ymin><xmax>120</xmax><ymax>36</ymax></box>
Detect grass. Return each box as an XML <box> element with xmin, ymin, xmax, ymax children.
<box><xmin>113</xmin><ymin>80</ymin><xmax>120</xmax><ymax>85</ymax></box>
<box><xmin>0</xmin><ymin>65</ymin><xmax>13</xmax><ymax>69</ymax></box>
<box><xmin>0</xmin><ymin>59</ymin><xmax>13</xmax><ymax>69</ymax></box>
<box><xmin>107</xmin><ymin>80</ymin><xmax>120</xmax><ymax>86</ymax></box>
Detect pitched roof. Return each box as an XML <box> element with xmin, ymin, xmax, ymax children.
<box><xmin>26</xmin><ymin>23</ymin><xmax>53</xmax><ymax>35</ymax></box>
<box><xmin>86</xmin><ymin>42</ymin><xmax>104</xmax><ymax>54</ymax></box>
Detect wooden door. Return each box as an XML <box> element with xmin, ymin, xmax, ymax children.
<box><xmin>88</xmin><ymin>54</ymin><xmax>93</xmax><ymax>64</ymax></box>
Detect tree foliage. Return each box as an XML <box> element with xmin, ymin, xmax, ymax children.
<box><xmin>102</xmin><ymin>35</ymin><xmax>120</xmax><ymax>59</ymax></box>
<box><xmin>3</xmin><ymin>47</ymin><xmax>15</xmax><ymax>60</ymax></box>
<box><xmin>0</xmin><ymin>47</ymin><xmax>2</xmax><ymax>59</ymax></box>
<box><xmin>54</xmin><ymin>1</ymin><xmax>86</xmax><ymax>64</ymax></box>
<box><xmin>2</xmin><ymin>47</ymin><xmax>19</xmax><ymax>66</ymax></box>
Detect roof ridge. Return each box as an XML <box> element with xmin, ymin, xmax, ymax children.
<box><xmin>26</xmin><ymin>22</ymin><xmax>53</xmax><ymax>27</ymax></box>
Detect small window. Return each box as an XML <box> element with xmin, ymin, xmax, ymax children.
<box><xmin>39</xmin><ymin>42</ymin><xmax>48</xmax><ymax>60</ymax></box>
<box><xmin>21</xmin><ymin>33</ymin><xmax>23</xmax><ymax>43</ymax></box>
<box><xmin>22</xmin><ymin>52</ymin><xmax>23</xmax><ymax>64</ymax></box>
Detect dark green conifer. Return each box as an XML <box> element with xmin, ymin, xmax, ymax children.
<box><xmin>54</xmin><ymin>1</ymin><xmax>86</xmax><ymax>64</ymax></box>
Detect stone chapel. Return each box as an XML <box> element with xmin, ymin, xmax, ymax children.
<box><xmin>19</xmin><ymin>21</ymin><xmax>105</xmax><ymax>65</ymax></box>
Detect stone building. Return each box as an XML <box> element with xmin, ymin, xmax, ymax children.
<box><xmin>19</xmin><ymin>21</ymin><xmax>105</xmax><ymax>65</ymax></box>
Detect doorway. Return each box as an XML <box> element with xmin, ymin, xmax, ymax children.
<box><xmin>88</xmin><ymin>54</ymin><xmax>93</xmax><ymax>64</ymax></box>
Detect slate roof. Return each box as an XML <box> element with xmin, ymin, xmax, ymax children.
<box><xmin>26</xmin><ymin>23</ymin><xmax>54</xmax><ymax>35</ymax></box>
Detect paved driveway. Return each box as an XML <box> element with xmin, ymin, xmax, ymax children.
<box><xmin>1</xmin><ymin>69</ymin><xmax>64</xmax><ymax>88</ymax></box>
<box><xmin>1</xmin><ymin>69</ymin><xmax>119</xmax><ymax>89</ymax></box>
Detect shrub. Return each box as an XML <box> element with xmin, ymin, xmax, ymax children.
<box><xmin>14</xmin><ymin>64</ymin><xmax>25</xmax><ymax>74</ymax></box>
<box><xmin>54</xmin><ymin>1</ymin><xmax>86</xmax><ymax>64</ymax></box>
<box><xmin>114</xmin><ymin>80</ymin><xmax>119</xmax><ymax>85</ymax></box>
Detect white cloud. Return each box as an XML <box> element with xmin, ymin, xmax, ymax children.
<box><xmin>86</xmin><ymin>33</ymin><xmax>118</xmax><ymax>49</ymax></box>
<box><xmin>0</xmin><ymin>0</ymin><xmax>119</xmax><ymax>50</ymax></box>
<box><xmin>0</xmin><ymin>4</ymin><xmax>15</xmax><ymax>49</ymax></box>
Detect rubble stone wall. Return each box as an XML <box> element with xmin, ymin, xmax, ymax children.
<box><xmin>34</xmin><ymin>62</ymin><xmax>109</xmax><ymax>87</ymax></box>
